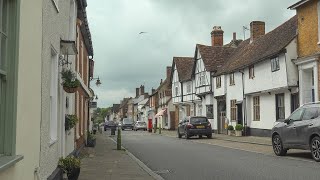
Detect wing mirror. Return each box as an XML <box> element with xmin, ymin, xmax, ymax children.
<box><xmin>284</xmin><ymin>119</ymin><xmax>291</xmax><ymax>124</ymax></box>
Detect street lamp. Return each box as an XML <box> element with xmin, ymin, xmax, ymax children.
<box><xmin>91</xmin><ymin>76</ymin><xmax>101</xmax><ymax>87</ymax></box>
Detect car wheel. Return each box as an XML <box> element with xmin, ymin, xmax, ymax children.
<box><xmin>310</xmin><ymin>136</ymin><xmax>320</xmax><ymax>162</ymax></box>
<box><xmin>185</xmin><ymin>130</ymin><xmax>190</xmax><ymax>139</ymax></box>
<box><xmin>199</xmin><ymin>135</ymin><xmax>202</xmax><ymax>139</ymax></box>
<box><xmin>177</xmin><ymin>130</ymin><xmax>182</xmax><ymax>139</ymax></box>
<box><xmin>272</xmin><ymin>134</ymin><xmax>287</xmax><ymax>156</ymax></box>
<box><xmin>207</xmin><ymin>134</ymin><xmax>212</xmax><ymax>139</ymax></box>
<box><xmin>104</xmin><ymin>128</ymin><xmax>106</xmax><ymax>131</ymax></box>
<box><xmin>122</xmin><ymin>129</ymin><xmax>124</xmax><ymax>131</ymax></box>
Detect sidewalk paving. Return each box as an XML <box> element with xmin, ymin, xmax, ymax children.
<box><xmin>79</xmin><ymin>133</ymin><xmax>154</xmax><ymax>180</ymax></box>
<box><xmin>158</xmin><ymin>130</ymin><xmax>272</xmax><ymax>146</ymax></box>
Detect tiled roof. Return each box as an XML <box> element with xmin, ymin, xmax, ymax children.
<box><xmin>215</xmin><ymin>15</ymin><xmax>297</xmax><ymax>75</ymax></box>
<box><xmin>173</xmin><ymin>57</ymin><xmax>194</xmax><ymax>82</ymax></box>
<box><xmin>196</xmin><ymin>44</ymin><xmax>236</xmax><ymax>72</ymax></box>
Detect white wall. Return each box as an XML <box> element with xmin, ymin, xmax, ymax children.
<box><xmin>285</xmin><ymin>39</ymin><xmax>299</xmax><ymax>86</ymax></box>
<box><xmin>244</xmin><ymin>53</ymin><xmax>288</xmax><ymax>94</ymax></box>
<box><xmin>213</xmin><ymin>75</ymin><xmax>226</xmax><ymax>97</ymax></box>
<box><xmin>172</xmin><ymin>64</ymin><xmax>181</xmax><ymax>104</ymax></box>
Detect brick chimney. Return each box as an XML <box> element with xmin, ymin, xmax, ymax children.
<box><xmin>166</xmin><ymin>66</ymin><xmax>172</xmax><ymax>80</ymax></box>
<box><xmin>140</xmin><ymin>85</ymin><xmax>145</xmax><ymax>95</ymax></box>
<box><xmin>136</xmin><ymin>88</ymin><xmax>139</xmax><ymax>97</ymax></box>
<box><xmin>211</xmin><ymin>26</ymin><xmax>224</xmax><ymax>47</ymax></box>
<box><xmin>250</xmin><ymin>21</ymin><xmax>265</xmax><ymax>42</ymax></box>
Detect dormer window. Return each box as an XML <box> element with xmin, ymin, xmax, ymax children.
<box><xmin>271</xmin><ymin>56</ymin><xmax>280</xmax><ymax>72</ymax></box>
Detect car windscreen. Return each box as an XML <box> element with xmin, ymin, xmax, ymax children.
<box><xmin>137</xmin><ymin>122</ymin><xmax>146</xmax><ymax>126</ymax></box>
<box><xmin>123</xmin><ymin>119</ymin><xmax>133</xmax><ymax>124</ymax></box>
<box><xmin>190</xmin><ymin>117</ymin><xmax>208</xmax><ymax>124</ymax></box>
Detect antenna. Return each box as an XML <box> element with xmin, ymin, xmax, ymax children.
<box><xmin>243</xmin><ymin>26</ymin><xmax>249</xmax><ymax>40</ymax></box>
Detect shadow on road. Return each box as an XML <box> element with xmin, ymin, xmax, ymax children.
<box><xmin>286</xmin><ymin>151</ymin><xmax>313</xmax><ymax>160</ymax></box>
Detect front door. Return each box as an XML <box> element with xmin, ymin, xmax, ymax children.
<box><xmin>219</xmin><ymin>111</ymin><xmax>226</xmax><ymax>134</ymax></box>
<box><xmin>217</xmin><ymin>97</ymin><xmax>226</xmax><ymax>134</ymax></box>
<box><xmin>237</xmin><ymin>103</ymin><xmax>243</xmax><ymax>125</ymax></box>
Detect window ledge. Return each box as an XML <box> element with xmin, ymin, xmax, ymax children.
<box><xmin>0</xmin><ymin>155</ymin><xmax>24</xmax><ymax>172</ymax></box>
<box><xmin>49</xmin><ymin>139</ymin><xmax>58</xmax><ymax>147</ymax></box>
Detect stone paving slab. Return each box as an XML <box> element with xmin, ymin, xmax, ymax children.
<box><xmin>78</xmin><ymin>133</ymin><xmax>154</xmax><ymax>180</ymax></box>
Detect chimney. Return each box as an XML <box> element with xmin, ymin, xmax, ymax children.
<box><xmin>233</xmin><ymin>32</ymin><xmax>236</xmax><ymax>41</ymax></box>
<box><xmin>152</xmin><ymin>88</ymin><xmax>155</xmax><ymax>94</ymax></box>
<box><xmin>140</xmin><ymin>85</ymin><xmax>145</xmax><ymax>95</ymax></box>
<box><xmin>250</xmin><ymin>21</ymin><xmax>265</xmax><ymax>42</ymax></box>
<box><xmin>160</xmin><ymin>79</ymin><xmax>163</xmax><ymax>84</ymax></box>
<box><xmin>136</xmin><ymin>88</ymin><xmax>139</xmax><ymax>97</ymax></box>
<box><xmin>211</xmin><ymin>26</ymin><xmax>224</xmax><ymax>47</ymax></box>
<box><xmin>166</xmin><ymin>66</ymin><xmax>172</xmax><ymax>80</ymax></box>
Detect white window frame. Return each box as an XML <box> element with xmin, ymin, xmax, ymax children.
<box><xmin>175</xmin><ymin>86</ymin><xmax>179</xmax><ymax>97</ymax></box>
<box><xmin>271</xmin><ymin>57</ymin><xmax>280</xmax><ymax>72</ymax></box>
<box><xmin>249</xmin><ymin>65</ymin><xmax>255</xmax><ymax>79</ymax></box>
<box><xmin>49</xmin><ymin>48</ymin><xmax>59</xmax><ymax>143</ymax></box>
<box><xmin>187</xmin><ymin>82</ymin><xmax>191</xmax><ymax>94</ymax></box>
<box><xmin>253</xmin><ymin>96</ymin><xmax>260</xmax><ymax>121</ymax></box>
<box><xmin>216</xmin><ymin>76</ymin><xmax>221</xmax><ymax>88</ymax></box>
<box><xmin>230</xmin><ymin>73</ymin><xmax>235</xmax><ymax>86</ymax></box>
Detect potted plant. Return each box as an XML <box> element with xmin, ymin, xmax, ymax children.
<box><xmin>58</xmin><ymin>156</ymin><xmax>81</xmax><ymax>180</ymax></box>
<box><xmin>65</xmin><ymin>114</ymin><xmax>78</xmax><ymax>131</ymax></box>
<box><xmin>61</xmin><ymin>69</ymin><xmax>80</xmax><ymax>93</ymax></box>
<box><xmin>235</xmin><ymin>124</ymin><xmax>243</xmax><ymax>137</ymax></box>
<box><xmin>227</xmin><ymin>125</ymin><xmax>234</xmax><ymax>136</ymax></box>
<box><xmin>86</xmin><ymin>130</ymin><xmax>96</xmax><ymax>147</ymax></box>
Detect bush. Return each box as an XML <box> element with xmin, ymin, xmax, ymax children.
<box><xmin>58</xmin><ymin>156</ymin><xmax>81</xmax><ymax>174</ymax></box>
<box><xmin>61</xmin><ymin>69</ymin><xmax>80</xmax><ymax>88</ymax></box>
<box><xmin>65</xmin><ymin>114</ymin><xmax>78</xmax><ymax>131</ymax></box>
<box><xmin>227</xmin><ymin>125</ymin><xmax>234</xmax><ymax>131</ymax></box>
<box><xmin>235</xmin><ymin>124</ymin><xmax>243</xmax><ymax>131</ymax></box>
<box><xmin>87</xmin><ymin>130</ymin><xmax>96</xmax><ymax>141</ymax></box>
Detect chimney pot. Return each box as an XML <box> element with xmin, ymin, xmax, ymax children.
<box><xmin>250</xmin><ymin>21</ymin><xmax>265</xmax><ymax>42</ymax></box>
<box><xmin>211</xmin><ymin>26</ymin><xmax>224</xmax><ymax>47</ymax></box>
<box><xmin>160</xmin><ymin>79</ymin><xmax>163</xmax><ymax>84</ymax></box>
<box><xmin>233</xmin><ymin>32</ymin><xmax>236</xmax><ymax>41</ymax></box>
<box><xmin>136</xmin><ymin>88</ymin><xmax>139</xmax><ymax>97</ymax></box>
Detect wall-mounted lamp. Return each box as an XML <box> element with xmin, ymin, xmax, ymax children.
<box><xmin>59</xmin><ymin>40</ymin><xmax>77</xmax><ymax>66</ymax></box>
<box><xmin>91</xmin><ymin>76</ymin><xmax>102</xmax><ymax>87</ymax></box>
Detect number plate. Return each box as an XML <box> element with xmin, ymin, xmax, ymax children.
<box><xmin>197</xmin><ymin>125</ymin><xmax>205</xmax><ymax>129</ymax></box>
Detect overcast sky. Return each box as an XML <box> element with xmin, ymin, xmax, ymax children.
<box><xmin>87</xmin><ymin>0</ymin><xmax>297</xmax><ymax>108</ymax></box>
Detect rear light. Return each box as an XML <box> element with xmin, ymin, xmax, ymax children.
<box><xmin>187</xmin><ymin>123</ymin><xmax>194</xmax><ymax>129</ymax></box>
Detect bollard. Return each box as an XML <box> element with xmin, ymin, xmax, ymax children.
<box><xmin>153</xmin><ymin>124</ymin><xmax>157</xmax><ymax>133</ymax></box>
<box><xmin>111</xmin><ymin>127</ymin><xmax>116</xmax><ymax>136</ymax></box>
<box><xmin>159</xmin><ymin>124</ymin><xmax>161</xmax><ymax>134</ymax></box>
<box><xmin>117</xmin><ymin>128</ymin><xmax>121</xmax><ymax>150</ymax></box>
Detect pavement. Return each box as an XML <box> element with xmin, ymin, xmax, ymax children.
<box><xmin>118</xmin><ymin>130</ymin><xmax>320</xmax><ymax>180</ymax></box>
<box><xmin>78</xmin><ymin>132</ymin><xmax>154</xmax><ymax>180</ymax></box>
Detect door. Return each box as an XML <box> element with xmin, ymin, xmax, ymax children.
<box><xmin>220</xmin><ymin>111</ymin><xmax>226</xmax><ymax>134</ymax></box>
<box><xmin>297</xmin><ymin>107</ymin><xmax>319</xmax><ymax>145</ymax></box>
<box><xmin>237</xmin><ymin>103</ymin><xmax>243</xmax><ymax>125</ymax></box>
<box><xmin>282</xmin><ymin>108</ymin><xmax>304</xmax><ymax>145</ymax></box>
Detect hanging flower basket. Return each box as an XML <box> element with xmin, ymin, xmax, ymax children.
<box><xmin>61</xmin><ymin>69</ymin><xmax>81</xmax><ymax>94</ymax></box>
<box><xmin>65</xmin><ymin>114</ymin><xmax>78</xmax><ymax>131</ymax></box>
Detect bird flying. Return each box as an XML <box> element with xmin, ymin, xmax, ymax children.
<box><xmin>139</xmin><ymin>32</ymin><xmax>147</xmax><ymax>34</ymax></box>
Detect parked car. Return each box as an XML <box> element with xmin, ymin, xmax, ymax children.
<box><xmin>134</xmin><ymin>121</ymin><xmax>147</xmax><ymax>131</ymax></box>
<box><xmin>104</xmin><ymin>121</ymin><xmax>117</xmax><ymax>131</ymax></box>
<box><xmin>177</xmin><ymin>116</ymin><xmax>212</xmax><ymax>139</ymax></box>
<box><xmin>271</xmin><ymin>102</ymin><xmax>320</xmax><ymax>162</ymax></box>
<box><xmin>122</xmin><ymin>118</ymin><xmax>134</xmax><ymax>130</ymax></box>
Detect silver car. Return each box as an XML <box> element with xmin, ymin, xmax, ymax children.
<box><xmin>134</xmin><ymin>121</ymin><xmax>147</xmax><ymax>131</ymax></box>
<box><xmin>271</xmin><ymin>102</ymin><xmax>320</xmax><ymax>161</ymax></box>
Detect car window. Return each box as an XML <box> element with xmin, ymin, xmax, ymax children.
<box><xmin>302</xmin><ymin>107</ymin><xmax>319</xmax><ymax>120</ymax></box>
<box><xmin>190</xmin><ymin>117</ymin><xmax>208</xmax><ymax>124</ymax></box>
<box><xmin>289</xmin><ymin>108</ymin><xmax>304</xmax><ymax>121</ymax></box>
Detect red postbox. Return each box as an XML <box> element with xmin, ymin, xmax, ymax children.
<box><xmin>148</xmin><ymin>118</ymin><xmax>152</xmax><ymax>132</ymax></box>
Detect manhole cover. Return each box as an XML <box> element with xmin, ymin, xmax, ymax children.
<box><xmin>153</xmin><ymin>170</ymin><xmax>170</xmax><ymax>174</ymax></box>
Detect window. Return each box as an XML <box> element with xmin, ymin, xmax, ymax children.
<box><xmin>175</xmin><ymin>86</ymin><xmax>178</xmax><ymax>96</ymax></box>
<box><xmin>0</xmin><ymin>0</ymin><xmax>19</xmax><ymax>157</ymax></box>
<box><xmin>249</xmin><ymin>65</ymin><xmax>254</xmax><ymax>79</ymax></box>
<box><xmin>199</xmin><ymin>74</ymin><xmax>206</xmax><ymax>86</ymax></box>
<box><xmin>190</xmin><ymin>117</ymin><xmax>208</xmax><ymax>124</ymax></box>
<box><xmin>216</xmin><ymin>76</ymin><xmax>221</xmax><ymax>88</ymax></box>
<box><xmin>198</xmin><ymin>105</ymin><xmax>202</xmax><ymax>116</ymax></box>
<box><xmin>187</xmin><ymin>83</ymin><xmax>191</xmax><ymax>93</ymax></box>
<box><xmin>276</xmin><ymin>94</ymin><xmax>285</xmax><ymax>120</ymax></box>
<box><xmin>230</xmin><ymin>73</ymin><xmax>235</xmax><ymax>85</ymax></box>
<box><xmin>302</xmin><ymin>107</ymin><xmax>319</xmax><ymax>120</ymax></box>
<box><xmin>289</xmin><ymin>108</ymin><xmax>304</xmax><ymax>121</ymax></box>
<box><xmin>230</xmin><ymin>100</ymin><xmax>237</xmax><ymax>121</ymax></box>
<box><xmin>206</xmin><ymin>105</ymin><xmax>213</xmax><ymax>119</ymax></box>
<box><xmin>50</xmin><ymin>49</ymin><xmax>59</xmax><ymax>142</ymax></box>
<box><xmin>253</xmin><ymin>96</ymin><xmax>260</xmax><ymax>121</ymax></box>
<box><xmin>271</xmin><ymin>57</ymin><xmax>280</xmax><ymax>72</ymax></box>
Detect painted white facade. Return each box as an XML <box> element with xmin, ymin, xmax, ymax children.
<box><xmin>194</xmin><ymin>53</ymin><xmax>212</xmax><ymax>95</ymax></box>
<box><xmin>172</xmin><ymin>64</ymin><xmax>182</xmax><ymax>104</ymax></box>
<box><xmin>213</xmin><ymin>75</ymin><xmax>226</xmax><ymax>97</ymax></box>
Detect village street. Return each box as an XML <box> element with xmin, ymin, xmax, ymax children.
<box><xmin>109</xmin><ymin>130</ymin><xmax>320</xmax><ymax>180</ymax></box>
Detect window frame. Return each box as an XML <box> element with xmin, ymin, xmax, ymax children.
<box><xmin>186</xmin><ymin>82</ymin><xmax>191</xmax><ymax>94</ymax></box>
<box><xmin>275</xmin><ymin>93</ymin><xmax>285</xmax><ymax>120</ymax></box>
<box><xmin>253</xmin><ymin>96</ymin><xmax>260</xmax><ymax>121</ymax></box>
<box><xmin>249</xmin><ymin>65</ymin><xmax>255</xmax><ymax>79</ymax></box>
<box><xmin>216</xmin><ymin>76</ymin><xmax>221</xmax><ymax>88</ymax></box>
<box><xmin>206</xmin><ymin>105</ymin><xmax>213</xmax><ymax>119</ymax></box>
<box><xmin>271</xmin><ymin>56</ymin><xmax>280</xmax><ymax>72</ymax></box>
<box><xmin>229</xmin><ymin>73</ymin><xmax>235</xmax><ymax>86</ymax></box>
<box><xmin>230</xmin><ymin>100</ymin><xmax>237</xmax><ymax>121</ymax></box>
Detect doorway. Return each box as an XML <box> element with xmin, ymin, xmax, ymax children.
<box><xmin>237</xmin><ymin>103</ymin><xmax>243</xmax><ymax>125</ymax></box>
<box><xmin>217</xmin><ymin>97</ymin><xmax>226</xmax><ymax>134</ymax></box>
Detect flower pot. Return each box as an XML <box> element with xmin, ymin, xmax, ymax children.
<box><xmin>63</xmin><ymin>86</ymin><xmax>78</xmax><ymax>93</ymax></box>
<box><xmin>228</xmin><ymin>130</ymin><xmax>232</xmax><ymax>136</ymax></box>
<box><xmin>235</xmin><ymin>130</ymin><xmax>242</xmax><ymax>137</ymax></box>
<box><xmin>67</xmin><ymin>167</ymin><xmax>80</xmax><ymax>180</ymax></box>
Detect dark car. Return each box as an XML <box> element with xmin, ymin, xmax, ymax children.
<box><xmin>177</xmin><ymin>116</ymin><xmax>212</xmax><ymax>139</ymax></box>
<box><xmin>104</xmin><ymin>121</ymin><xmax>117</xmax><ymax>131</ymax></box>
<box><xmin>122</xmin><ymin>118</ymin><xmax>134</xmax><ymax>130</ymax></box>
<box><xmin>271</xmin><ymin>102</ymin><xmax>320</xmax><ymax>162</ymax></box>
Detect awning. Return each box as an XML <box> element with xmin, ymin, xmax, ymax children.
<box><xmin>155</xmin><ymin>109</ymin><xmax>167</xmax><ymax>118</ymax></box>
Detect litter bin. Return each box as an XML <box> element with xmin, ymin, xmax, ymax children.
<box><xmin>111</xmin><ymin>127</ymin><xmax>116</xmax><ymax>135</ymax></box>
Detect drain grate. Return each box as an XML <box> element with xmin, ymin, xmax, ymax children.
<box><xmin>153</xmin><ymin>169</ymin><xmax>170</xmax><ymax>174</ymax></box>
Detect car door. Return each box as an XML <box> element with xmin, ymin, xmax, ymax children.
<box><xmin>281</xmin><ymin>108</ymin><xmax>304</xmax><ymax>146</ymax></box>
<box><xmin>298</xmin><ymin>107</ymin><xmax>319</xmax><ymax>146</ymax></box>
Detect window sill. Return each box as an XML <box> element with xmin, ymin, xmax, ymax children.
<box><xmin>49</xmin><ymin>139</ymin><xmax>58</xmax><ymax>147</ymax></box>
<box><xmin>0</xmin><ymin>155</ymin><xmax>24</xmax><ymax>172</ymax></box>
<box><xmin>52</xmin><ymin>0</ymin><xmax>60</xmax><ymax>13</ymax></box>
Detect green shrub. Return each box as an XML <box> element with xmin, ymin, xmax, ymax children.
<box><xmin>235</xmin><ymin>124</ymin><xmax>243</xmax><ymax>131</ymax></box>
<box><xmin>87</xmin><ymin>130</ymin><xmax>96</xmax><ymax>140</ymax></box>
<box><xmin>227</xmin><ymin>125</ymin><xmax>234</xmax><ymax>131</ymax></box>
<box><xmin>65</xmin><ymin>114</ymin><xmax>78</xmax><ymax>131</ymax></box>
<box><xmin>58</xmin><ymin>156</ymin><xmax>81</xmax><ymax>174</ymax></box>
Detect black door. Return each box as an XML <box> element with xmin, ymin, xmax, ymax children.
<box><xmin>237</xmin><ymin>103</ymin><xmax>243</xmax><ymax>125</ymax></box>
